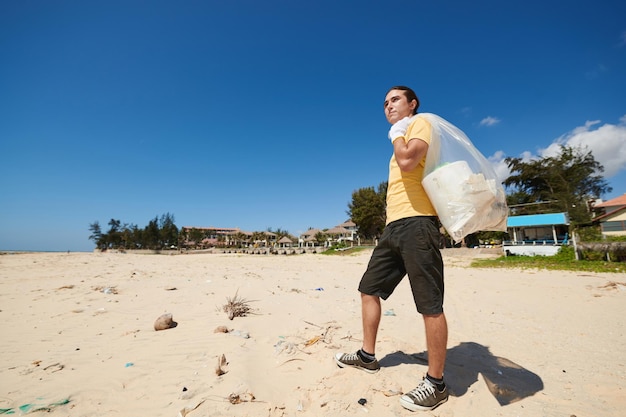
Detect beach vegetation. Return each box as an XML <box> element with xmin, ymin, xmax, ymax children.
<box><xmin>222</xmin><ymin>291</ymin><xmax>254</xmax><ymax>320</ymax></box>
<box><xmin>321</xmin><ymin>246</ymin><xmax>368</xmax><ymax>256</ymax></box>
<box><xmin>504</xmin><ymin>145</ymin><xmax>612</xmax><ymax>225</ymax></box>
<box><xmin>348</xmin><ymin>182</ymin><xmax>387</xmax><ymax>239</ymax></box>
<box><xmin>88</xmin><ymin>212</ymin><xmax>179</xmax><ymax>251</ymax></box>
<box><xmin>471</xmin><ymin>246</ymin><xmax>626</xmax><ymax>273</ymax></box>
<box><xmin>314</xmin><ymin>231</ymin><xmax>328</xmax><ymax>246</ymax></box>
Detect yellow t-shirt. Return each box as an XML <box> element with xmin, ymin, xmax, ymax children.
<box><xmin>386</xmin><ymin>117</ymin><xmax>437</xmax><ymax>224</ymax></box>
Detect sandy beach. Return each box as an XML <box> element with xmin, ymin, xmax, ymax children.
<box><xmin>1</xmin><ymin>249</ymin><xmax>624</xmax><ymax>416</ymax></box>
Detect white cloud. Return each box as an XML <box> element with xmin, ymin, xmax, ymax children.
<box><xmin>487</xmin><ymin>150</ymin><xmax>510</xmax><ymax>183</ymax></box>
<box><xmin>486</xmin><ymin>115</ymin><xmax>626</xmax><ymax>183</ymax></box>
<box><xmin>479</xmin><ymin>116</ymin><xmax>500</xmax><ymax>127</ymax></box>
<box><xmin>538</xmin><ymin>116</ymin><xmax>626</xmax><ymax>177</ymax></box>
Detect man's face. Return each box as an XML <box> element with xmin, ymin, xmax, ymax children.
<box><xmin>384</xmin><ymin>90</ymin><xmax>416</xmax><ymax>124</ymax></box>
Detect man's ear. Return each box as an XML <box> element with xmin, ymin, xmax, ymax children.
<box><xmin>410</xmin><ymin>99</ymin><xmax>417</xmax><ymax>113</ymax></box>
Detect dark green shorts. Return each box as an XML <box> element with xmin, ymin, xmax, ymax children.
<box><xmin>358</xmin><ymin>216</ymin><xmax>444</xmax><ymax>315</ymax></box>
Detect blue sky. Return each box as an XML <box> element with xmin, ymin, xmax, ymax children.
<box><xmin>1</xmin><ymin>0</ymin><xmax>625</xmax><ymax>252</ymax></box>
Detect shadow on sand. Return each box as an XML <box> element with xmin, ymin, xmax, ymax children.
<box><xmin>379</xmin><ymin>342</ymin><xmax>543</xmax><ymax>406</ymax></box>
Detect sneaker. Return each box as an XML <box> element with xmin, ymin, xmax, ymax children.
<box><xmin>334</xmin><ymin>351</ymin><xmax>380</xmax><ymax>374</ymax></box>
<box><xmin>400</xmin><ymin>377</ymin><xmax>448</xmax><ymax>411</ymax></box>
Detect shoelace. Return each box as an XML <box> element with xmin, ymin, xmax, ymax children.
<box><xmin>343</xmin><ymin>352</ymin><xmax>360</xmax><ymax>361</ymax></box>
<box><xmin>406</xmin><ymin>380</ymin><xmax>435</xmax><ymax>401</ymax></box>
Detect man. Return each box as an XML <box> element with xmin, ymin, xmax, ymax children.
<box><xmin>334</xmin><ymin>86</ymin><xmax>449</xmax><ymax>412</ymax></box>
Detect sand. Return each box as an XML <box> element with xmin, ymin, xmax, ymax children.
<box><xmin>0</xmin><ymin>249</ymin><xmax>624</xmax><ymax>416</ymax></box>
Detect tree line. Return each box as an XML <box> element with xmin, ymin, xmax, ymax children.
<box><xmin>88</xmin><ymin>213</ymin><xmax>299</xmax><ymax>251</ymax></box>
<box><xmin>89</xmin><ymin>145</ymin><xmax>613</xmax><ymax>250</ymax></box>
<box><xmin>89</xmin><ymin>213</ymin><xmax>178</xmax><ymax>250</ymax></box>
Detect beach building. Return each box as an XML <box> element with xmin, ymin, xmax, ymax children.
<box><xmin>503</xmin><ymin>212</ymin><xmax>570</xmax><ymax>256</ymax></box>
<box><xmin>181</xmin><ymin>220</ymin><xmax>360</xmax><ymax>251</ymax></box>
<box><xmin>299</xmin><ymin>228</ymin><xmax>323</xmax><ymax>248</ymax></box>
<box><xmin>180</xmin><ymin>226</ymin><xmax>257</xmax><ymax>248</ymax></box>
<box><xmin>277</xmin><ymin>236</ymin><xmax>294</xmax><ymax>248</ymax></box>
<box><xmin>298</xmin><ymin>220</ymin><xmax>359</xmax><ymax>248</ymax></box>
<box><xmin>180</xmin><ymin>226</ymin><xmax>240</xmax><ymax>248</ymax></box>
<box><xmin>337</xmin><ymin>220</ymin><xmax>358</xmax><ymax>242</ymax></box>
<box><xmin>591</xmin><ymin>194</ymin><xmax>626</xmax><ymax>237</ymax></box>
<box><xmin>325</xmin><ymin>220</ymin><xmax>359</xmax><ymax>246</ymax></box>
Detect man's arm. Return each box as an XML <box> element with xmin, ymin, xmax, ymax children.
<box><xmin>393</xmin><ymin>138</ymin><xmax>428</xmax><ymax>172</ymax></box>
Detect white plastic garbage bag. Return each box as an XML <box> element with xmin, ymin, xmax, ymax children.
<box><xmin>418</xmin><ymin>113</ymin><xmax>508</xmax><ymax>242</ymax></box>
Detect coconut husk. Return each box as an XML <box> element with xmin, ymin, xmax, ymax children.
<box><xmin>154</xmin><ymin>313</ymin><xmax>178</xmax><ymax>331</ymax></box>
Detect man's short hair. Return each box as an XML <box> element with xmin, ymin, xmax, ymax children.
<box><xmin>387</xmin><ymin>86</ymin><xmax>420</xmax><ymax>114</ymax></box>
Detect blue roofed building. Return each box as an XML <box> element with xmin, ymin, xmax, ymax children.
<box><xmin>504</xmin><ymin>212</ymin><xmax>570</xmax><ymax>256</ymax></box>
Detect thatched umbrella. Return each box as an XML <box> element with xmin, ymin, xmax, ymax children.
<box><xmin>278</xmin><ymin>236</ymin><xmax>293</xmax><ymax>248</ymax></box>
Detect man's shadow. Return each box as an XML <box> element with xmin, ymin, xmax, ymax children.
<box><xmin>379</xmin><ymin>342</ymin><xmax>543</xmax><ymax>406</ymax></box>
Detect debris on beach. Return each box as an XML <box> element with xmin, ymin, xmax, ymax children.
<box><xmin>227</xmin><ymin>391</ymin><xmax>255</xmax><ymax>404</ymax></box>
<box><xmin>0</xmin><ymin>398</ymin><xmax>71</xmax><ymax>414</ymax></box>
<box><xmin>93</xmin><ymin>285</ymin><xmax>118</xmax><ymax>294</ymax></box>
<box><xmin>599</xmin><ymin>281</ymin><xmax>626</xmax><ymax>290</ymax></box>
<box><xmin>221</xmin><ymin>291</ymin><xmax>253</xmax><ymax>320</ymax></box>
<box><xmin>215</xmin><ymin>354</ymin><xmax>228</xmax><ymax>376</ymax></box>
<box><xmin>179</xmin><ymin>386</ymin><xmax>192</xmax><ymax>400</ymax></box>
<box><xmin>213</xmin><ymin>325</ymin><xmax>230</xmax><ymax>333</ymax></box>
<box><xmin>230</xmin><ymin>330</ymin><xmax>250</xmax><ymax>339</ymax></box>
<box><xmin>177</xmin><ymin>399</ymin><xmax>205</xmax><ymax>417</ymax></box>
<box><xmin>43</xmin><ymin>362</ymin><xmax>64</xmax><ymax>373</ymax></box>
<box><xmin>274</xmin><ymin>339</ymin><xmax>296</xmax><ymax>356</ymax></box>
<box><xmin>377</xmin><ymin>388</ymin><xmax>402</xmax><ymax>397</ymax></box>
<box><xmin>303</xmin><ymin>335</ymin><xmax>321</xmax><ymax>347</ymax></box>
<box><xmin>56</xmin><ymin>284</ymin><xmax>74</xmax><ymax>290</ymax></box>
<box><xmin>154</xmin><ymin>313</ymin><xmax>178</xmax><ymax>331</ymax></box>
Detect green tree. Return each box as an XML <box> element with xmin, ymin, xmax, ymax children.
<box><xmin>268</xmin><ymin>227</ymin><xmax>295</xmax><ymax>243</ymax></box>
<box><xmin>144</xmin><ymin>217</ymin><xmax>161</xmax><ymax>249</ymax></box>
<box><xmin>251</xmin><ymin>231</ymin><xmax>267</xmax><ymax>246</ymax></box>
<box><xmin>120</xmin><ymin>223</ymin><xmax>137</xmax><ymax>249</ymax></box>
<box><xmin>191</xmin><ymin>228</ymin><xmax>205</xmax><ymax>247</ymax></box>
<box><xmin>504</xmin><ymin>145</ymin><xmax>612</xmax><ymax>225</ymax></box>
<box><xmin>233</xmin><ymin>232</ymin><xmax>248</xmax><ymax>248</ymax></box>
<box><xmin>314</xmin><ymin>231</ymin><xmax>327</xmax><ymax>246</ymax></box>
<box><xmin>348</xmin><ymin>182</ymin><xmax>387</xmax><ymax>239</ymax></box>
<box><xmin>88</xmin><ymin>213</ymin><xmax>179</xmax><ymax>250</ymax></box>
<box><xmin>107</xmin><ymin>219</ymin><xmax>122</xmax><ymax>248</ymax></box>
<box><xmin>159</xmin><ymin>213</ymin><xmax>178</xmax><ymax>248</ymax></box>
<box><xmin>88</xmin><ymin>221</ymin><xmax>105</xmax><ymax>249</ymax></box>
<box><xmin>128</xmin><ymin>224</ymin><xmax>142</xmax><ymax>249</ymax></box>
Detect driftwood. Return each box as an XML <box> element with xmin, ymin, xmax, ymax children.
<box><xmin>577</xmin><ymin>242</ymin><xmax>626</xmax><ymax>262</ymax></box>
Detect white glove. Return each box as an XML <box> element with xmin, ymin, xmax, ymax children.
<box><xmin>388</xmin><ymin>115</ymin><xmax>418</xmax><ymax>143</ymax></box>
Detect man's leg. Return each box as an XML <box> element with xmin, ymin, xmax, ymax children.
<box><xmin>361</xmin><ymin>293</ymin><xmax>381</xmax><ymax>354</ymax></box>
<box><xmin>334</xmin><ymin>292</ymin><xmax>382</xmax><ymax>373</ymax></box>
<box><xmin>399</xmin><ymin>312</ymin><xmax>449</xmax><ymax>411</ymax></box>
<box><xmin>423</xmin><ymin>312</ymin><xmax>448</xmax><ymax>379</ymax></box>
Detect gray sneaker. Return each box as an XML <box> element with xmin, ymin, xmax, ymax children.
<box><xmin>400</xmin><ymin>377</ymin><xmax>448</xmax><ymax>411</ymax></box>
<box><xmin>334</xmin><ymin>351</ymin><xmax>380</xmax><ymax>374</ymax></box>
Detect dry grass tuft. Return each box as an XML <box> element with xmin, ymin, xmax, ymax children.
<box><xmin>222</xmin><ymin>291</ymin><xmax>254</xmax><ymax>320</ymax></box>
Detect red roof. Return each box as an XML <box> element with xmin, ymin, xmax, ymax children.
<box><xmin>595</xmin><ymin>194</ymin><xmax>626</xmax><ymax>208</ymax></box>
<box><xmin>593</xmin><ymin>206</ymin><xmax>626</xmax><ymax>222</ymax></box>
